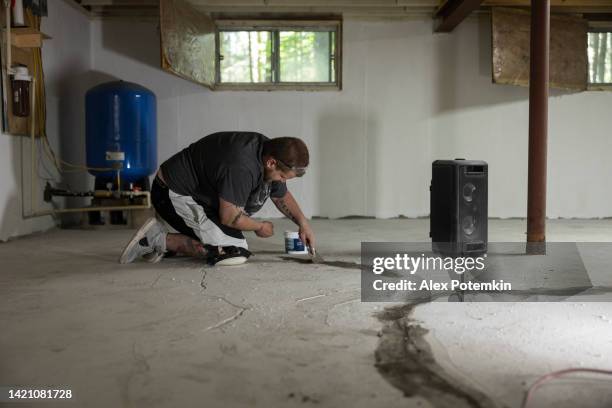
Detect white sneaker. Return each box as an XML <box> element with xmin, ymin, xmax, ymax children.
<box><xmin>119</xmin><ymin>217</ymin><xmax>167</xmax><ymax>264</ymax></box>
<box><xmin>215</xmin><ymin>256</ymin><xmax>248</xmax><ymax>266</ymax></box>
<box><xmin>211</xmin><ymin>246</ymin><xmax>251</xmax><ymax>266</ymax></box>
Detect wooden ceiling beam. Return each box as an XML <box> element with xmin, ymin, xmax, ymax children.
<box><xmin>483</xmin><ymin>0</ymin><xmax>612</xmax><ymax>6</ymax></box>
<box><xmin>187</xmin><ymin>0</ymin><xmax>438</xmax><ymax>6</ymax></box>
<box><xmin>435</xmin><ymin>0</ymin><xmax>484</xmax><ymax>32</ymax></box>
<box><xmin>80</xmin><ymin>0</ymin><xmax>156</xmax><ymax>5</ymax></box>
<box><xmin>199</xmin><ymin>6</ymin><xmax>434</xmax><ymax>14</ymax></box>
<box><xmin>72</xmin><ymin>0</ymin><xmax>612</xmax><ymax>19</ymax></box>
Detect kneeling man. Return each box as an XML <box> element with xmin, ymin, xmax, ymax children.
<box><xmin>120</xmin><ymin>131</ymin><xmax>315</xmax><ymax>266</ymax></box>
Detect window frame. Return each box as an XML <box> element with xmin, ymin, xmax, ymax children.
<box><xmin>214</xmin><ymin>19</ymin><xmax>342</xmax><ymax>91</ymax></box>
<box><xmin>587</xmin><ymin>28</ymin><xmax>612</xmax><ymax>91</ymax></box>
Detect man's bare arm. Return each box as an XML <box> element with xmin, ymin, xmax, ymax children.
<box><xmin>219</xmin><ymin>197</ymin><xmax>263</xmax><ymax>231</ymax></box>
<box><xmin>272</xmin><ymin>191</ymin><xmax>316</xmax><ymax>251</ymax></box>
<box><xmin>271</xmin><ymin>191</ymin><xmax>308</xmax><ymax>227</ymax></box>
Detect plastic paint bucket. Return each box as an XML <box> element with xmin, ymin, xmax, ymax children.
<box><xmin>285</xmin><ymin>231</ymin><xmax>308</xmax><ymax>255</ymax></box>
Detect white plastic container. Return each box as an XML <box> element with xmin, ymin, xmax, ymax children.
<box><xmin>284</xmin><ymin>231</ymin><xmax>308</xmax><ymax>254</ymax></box>
<box><xmin>12</xmin><ymin>0</ymin><xmax>25</xmax><ymax>27</ymax></box>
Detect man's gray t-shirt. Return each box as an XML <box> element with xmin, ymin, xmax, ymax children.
<box><xmin>160</xmin><ymin>132</ymin><xmax>287</xmax><ymax>215</ymax></box>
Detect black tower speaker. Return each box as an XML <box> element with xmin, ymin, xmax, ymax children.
<box><xmin>430</xmin><ymin>159</ymin><xmax>488</xmax><ymax>256</ymax></box>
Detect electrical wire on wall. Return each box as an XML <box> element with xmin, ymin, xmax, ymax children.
<box><xmin>6</xmin><ymin>7</ymin><xmax>152</xmax><ymax>219</ymax></box>
<box><xmin>25</xmin><ymin>8</ymin><xmax>113</xmax><ymax>176</ymax></box>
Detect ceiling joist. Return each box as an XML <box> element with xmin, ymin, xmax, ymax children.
<box><xmin>70</xmin><ymin>0</ymin><xmax>612</xmax><ymax>20</ymax></box>
<box><xmin>435</xmin><ymin>0</ymin><xmax>484</xmax><ymax>32</ymax></box>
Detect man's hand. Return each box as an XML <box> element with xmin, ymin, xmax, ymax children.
<box><xmin>219</xmin><ymin>198</ymin><xmax>263</xmax><ymax>232</ymax></box>
<box><xmin>255</xmin><ymin>221</ymin><xmax>275</xmax><ymax>238</ymax></box>
<box><xmin>299</xmin><ymin>222</ymin><xmax>316</xmax><ymax>253</ymax></box>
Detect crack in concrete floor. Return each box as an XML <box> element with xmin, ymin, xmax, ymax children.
<box><xmin>371</xmin><ymin>284</ymin><xmax>612</xmax><ymax>408</ymax></box>
<box><xmin>201</xmin><ymin>294</ymin><xmax>251</xmax><ymax>332</ymax></box>
<box><xmin>296</xmin><ymin>294</ymin><xmax>327</xmax><ymax>303</ymax></box>
<box><xmin>197</xmin><ymin>268</ymin><xmax>250</xmax><ymax>332</ymax></box>
<box><xmin>280</xmin><ymin>256</ymin><xmax>362</xmax><ymax>270</ymax></box>
<box><xmin>120</xmin><ymin>342</ymin><xmax>154</xmax><ymax>407</ymax></box>
<box><xmin>375</xmin><ymin>303</ymin><xmax>505</xmax><ymax>408</ymax></box>
<box><xmin>171</xmin><ymin>252</ymin><xmax>612</xmax><ymax>406</ymax></box>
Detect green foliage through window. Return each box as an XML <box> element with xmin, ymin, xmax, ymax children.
<box><xmin>588</xmin><ymin>32</ymin><xmax>612</xmax><ymax>84</ymax></box>
<box><xmin>220</xmin><ymin>31</ymin><xmax>272</xmax><ymax>83</ymax></box>
<box><xmin>218</xmin><ymin>26</ymin><xmax>339</xmax><ymax>86</ymax></box>
<box><xmin>279</xmin><ymin>31</ymin><xmax>334</xmax><ymax>82</ymax></box>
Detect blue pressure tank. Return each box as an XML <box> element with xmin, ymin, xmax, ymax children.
<box><xmin>85</xmin><ymin>80</ymin><xmax>157</xmax><ymax>185</ymax></box>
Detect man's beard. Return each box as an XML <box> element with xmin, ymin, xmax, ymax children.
<box><xmin>263</xmin><ymin>169</ymin><xmax>273</xmax><ymax>183</ymax></box>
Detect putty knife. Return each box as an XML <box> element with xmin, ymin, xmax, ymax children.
<box><xmin>310</xmin><ymin>248</ymin><xmax>324</xmax><ymax>264</ymax></box>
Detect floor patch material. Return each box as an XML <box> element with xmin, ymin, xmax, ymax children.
<box><xmin>375</xmin><ymin>303</ymin><xmax>504</xmax><ymax>408</ymax></box>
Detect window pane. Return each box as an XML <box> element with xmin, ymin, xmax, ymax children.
<box><xmin>588</xmin><ymin>32</ymin><xmax>612</xmax><ymax>84</ymax></box>
<box><xmin>220</xmin><ymin>31</ymin><xmax>272</xmax><ymax>83</ymax></box>
<box><xmin>279</xmin><ymin>31</ymin><xmax>333</xmax><ymax>83</ymax></box>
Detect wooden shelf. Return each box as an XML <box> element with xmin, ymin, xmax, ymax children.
<box><xmin>7</xmin><ymin>27</ymin><xmax>51</xmax><ymax>48</ymax></box>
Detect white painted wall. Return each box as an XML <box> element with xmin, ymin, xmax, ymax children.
<box><xmin>430</xmin><ymin>16</ymin><xmax>612</xmax><ymax>219</ymax></box>
<box><xmin>0</xmin><ymin>0</ymin><xmax>91</xmax><ymax>241</ymax></box>
<box><xmin>90</xmin><ymin>18</ymin><xmax>436</xmax><ymax>219</ymax></box>
<box><xmin>90</xmin><ymin>15</ymin><xmax>612</xmax><ymax>220</ymax></box>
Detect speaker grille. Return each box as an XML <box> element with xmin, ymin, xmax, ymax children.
<box><xmin>431</xmin><ymin>160</ymin><xmax>488</xmax><ymax>256</ymax></box>
<box><xmin>430</xmin><ymin>165</ymin><xmax>455</xmax><ymax>243</ymax></box>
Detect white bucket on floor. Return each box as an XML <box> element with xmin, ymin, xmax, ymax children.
<box><xmin>285</xmin><ymin>231</ymin><xmax>308</xmax><ymax>254</ymax></box>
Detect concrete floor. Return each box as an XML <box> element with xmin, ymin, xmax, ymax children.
<box><xmin>1</xmin><ymin>219</ymin><xmax>612</xmax><ymax>408</ymax></box>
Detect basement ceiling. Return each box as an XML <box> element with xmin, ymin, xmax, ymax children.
<box><xmin>73</xmin><ymin>0</ymin><xmax>612</xmax><ymax>19</ymax></box>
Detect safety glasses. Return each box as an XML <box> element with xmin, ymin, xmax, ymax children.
<box><xmin>276</xmin><ymin>158</ymin><xmax>307</xmax><ymax>177</ymax></box>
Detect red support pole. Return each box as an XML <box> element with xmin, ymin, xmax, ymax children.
<box><xmin>527</xmin><ymin>0</ymin><xmax>550</xmax><ymax>243</ymax></box>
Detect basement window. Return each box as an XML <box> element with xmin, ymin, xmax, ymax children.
<box><xmin>588</xmin><ymin>31</ymin><xmax>612</xmax><ymax>85</ymax></box>
<box><xmin>215</xmin><ymin>20</ymin><xmax>341</xmax><ymax>90</ymax></box>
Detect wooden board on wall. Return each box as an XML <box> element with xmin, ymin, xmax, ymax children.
<box><xmin>159</xmin><ymin>0</ymin><xmax>216</xmax><ymax>89</ymax></box>
<box><xmin>492</xmin><ymin>7</ymin><xmax>588</xmax><ymax>91</ymax></box>
<box><xmin>0</xmin><ymin>5</ymin><xmax>42</xmax><ymax>137</ymax></box>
